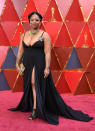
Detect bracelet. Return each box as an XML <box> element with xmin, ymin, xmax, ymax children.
<box><xmin>16</xmin><ymin>61</ymin><xmax>20</xmax><ymax>66</ymax></box>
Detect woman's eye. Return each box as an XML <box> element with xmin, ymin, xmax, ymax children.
<box><xmin>30</xmin><ymin>19</ymin><xmax>39</xmax><ymax>22</ymax></box>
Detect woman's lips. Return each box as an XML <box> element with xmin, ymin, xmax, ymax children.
<box><xmin>32</xmin><ymin>24</ymin><xmax>37</xmax><ymax>26</ymax></box>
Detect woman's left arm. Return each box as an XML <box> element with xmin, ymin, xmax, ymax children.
<box><xmin>43</xmin><ymin>32</ymin><xmax>51</xmax><ymax>78</ymax></box>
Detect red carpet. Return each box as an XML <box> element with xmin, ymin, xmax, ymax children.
<box><xmin>0</xmin><ymin>91</ymin><xmax>95</xmax><ymax>131</ymax></box>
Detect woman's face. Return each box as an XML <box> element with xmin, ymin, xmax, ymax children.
<box><xmin>29</xmin><ymin>14</ymin><xmax>41</xmax><ymax>29</ymax></box>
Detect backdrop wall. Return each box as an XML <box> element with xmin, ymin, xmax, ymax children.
<box><xmin>0</xmin><ymin>0</ymin><xmax>95</xmax><ymax>95</ymax></box>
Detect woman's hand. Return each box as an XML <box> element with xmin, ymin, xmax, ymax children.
<box><xmin>16</xmin><ymin>63</ymin><xmax>21</xmax><ymax>74</ymax></box>
<box><xmin>44</xmin><ymin>67</ymin><xmax>50</xmax><ymax>78</ymax></box>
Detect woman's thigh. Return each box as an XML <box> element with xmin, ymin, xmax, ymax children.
<box><xmin>31</xmin><ymin>67</ymin><xmax>35</xmax><ymax>85</ymax></box>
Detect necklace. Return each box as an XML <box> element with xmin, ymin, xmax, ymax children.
<box><xmin>29</xmin><ymin>29</ymin><xmax>40</xmax><ymax>36</ymax></box>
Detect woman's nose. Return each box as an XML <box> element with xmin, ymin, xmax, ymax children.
<box><xmin>33</xmin><ymin>21</ymin><xmax>36</xmax><ymax>24</ymax></box>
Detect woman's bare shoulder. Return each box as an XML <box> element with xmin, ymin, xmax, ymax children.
<box><xmin>43</xmin><ymin>31</ymin><xmax>51</xmax><ymax>40</ymax></box>
<box><xmin>24</xmin><ymin>31</ymin><xmax>29</xmax><ymax>36</ymax></box>
<box><xmin>21</xmin><ymin>31</ymin><xmax>30</xmax><ymax>40</ymax></box>
<box><xmin>41</xmin><ymin>30</ymin><xmax>50</xmax><ymax>37</ymax></box>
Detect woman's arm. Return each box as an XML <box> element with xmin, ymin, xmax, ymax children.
<box><xmin>16</xmin><ymin>33</ymin><xmax>25</xmax><ymax>67</ymax></box>
<box><xmin>43</xmin><ymin>32</ymin><xmax>51</xmax><ymax>78</ymax></box>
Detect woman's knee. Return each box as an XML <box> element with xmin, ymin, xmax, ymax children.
<box><xmin>31</xmin><ymin>80</ymin><xmax>35</xmax><ymax>87</ymax></box>
<box><xmin>31</xmin><ymin>68</ymin><xmax>35</xmax><ymax>87</ymax></box>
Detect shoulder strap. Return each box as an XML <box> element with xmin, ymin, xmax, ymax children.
<box><xmin>23</xmin><ymin>32</ymin><xmax>25</xmax><ymax>41</ymax></box>
<box><xmin>40</xmin><ymin>31</ymin><xmax>44</xmax><ymax>37</ymax></box>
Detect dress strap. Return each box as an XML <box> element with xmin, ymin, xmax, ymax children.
<box><xmin>23</xmin><ymin>32</ymin><xmax>25</xmax><ymax>41</ymax></box>
<box><xmin>40</xmin><ymin>31</ymin><xmax>44</xmax><ymax>37</ymax></box>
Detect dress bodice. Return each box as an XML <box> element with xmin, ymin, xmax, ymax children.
<box><xmin>22</xmin><ymin>39</ymin><xmax>44</xmax><ymax>49</ymax></box>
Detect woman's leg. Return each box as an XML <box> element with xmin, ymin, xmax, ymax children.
<box><xmin>31</xmin><ymin>67</ymin><xmax>36</xmax><ymax>109</ymax></box>
<box><xmin>28</xmin><ymin>66</ymin><xmax>37</xmax><ymax>120</ymax></box>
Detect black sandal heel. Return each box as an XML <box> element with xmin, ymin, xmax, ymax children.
<box><xmin>28</xmin><ymin>109</ymin><xmax>37</xmax><ymax>120</ymax></box>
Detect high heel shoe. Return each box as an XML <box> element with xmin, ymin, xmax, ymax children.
<box><xmin>28</xmin><ymin>109</ymin><xmax>38</xmax><ymax>120</ymax></box>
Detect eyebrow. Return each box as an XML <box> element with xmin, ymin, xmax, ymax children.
<box><xmin>30</xmin><ymin>17</ymin><xmax>40</xmax><ymax>19</ymax></box>
<box><xmin>30</xmin><ymin>18</ymin><xmax>40</xmax><ymax>20</ymax></box>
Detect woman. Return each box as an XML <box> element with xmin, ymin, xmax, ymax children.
<box><xmin>8</xmin><ymin>12</ymin><xmax>94</xmax><ymax>125</ymax></box>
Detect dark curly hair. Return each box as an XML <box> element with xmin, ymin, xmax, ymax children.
<box><xmin>28</xmin><ymin>12</ymin><xmax>43</xmax><ymax>23</ymax></box>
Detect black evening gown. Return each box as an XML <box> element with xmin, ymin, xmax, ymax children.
<box><xmin>8</xmin><ymin>32</ymin><xmax>94</xmax><ymax>125</ymax></box>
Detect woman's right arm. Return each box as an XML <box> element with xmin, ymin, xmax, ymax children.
<box><xmin>16</xmin><ymin>33</ymin><xmax>25</xmax><ymax>69</ymax></box>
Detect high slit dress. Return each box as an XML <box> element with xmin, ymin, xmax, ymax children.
<box><xmin>8</xmin><ymin>31</ymin><xmax>94</xmax><ymax>125</ymax></box>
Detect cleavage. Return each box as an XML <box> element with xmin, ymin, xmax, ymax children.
<box><xmin>24</xmin><ymin>36</ymin><xmax>43</xmax><ymax>47</ymax></box>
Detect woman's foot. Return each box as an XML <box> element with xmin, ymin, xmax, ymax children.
<box><xmin>28</xmin><ymin>109</ymin><xmax>38</xmax><ymax>120</ymax></box>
